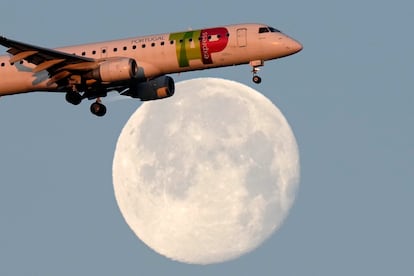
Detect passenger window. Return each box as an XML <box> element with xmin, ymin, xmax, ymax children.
<box><xmin>82</xmin><ymin>51</ymin><xmax>86</xmax><ymax>56</ymax></box>
<box><xmin>113</xmin><ymin>48</ymin><xmax>118</xmax><ymax>52</ymax></box>
<box><xmin>123</xmin><ymin>46</ymin><xmax>127</xmax><ymax>51</ymax></box>
<box><xmin>1</xmin><ymin>62</ymin><xmax>5</xmax><ymax>67</ymax></box>
<box><xmin>142</xmin><ymin>44</ymin><xmax>146</xmax><ymax>48</ymax></box>
<box><xmin>92</xmin><ymin>50</ymin><xmax>96</xmax><ymax>55</ymax></box>
<box><xmin>132</xmin><ymin>45</ymin><xmax>137</xmax><ymax>50</ymax></box>
<box><xmin>160</xmin><ymin>41</ymin><xmax>165</xmax><ymax>46</ymax></box>
<box><xmin>151</xmin><ymin>43</ymin><xmax>155</xmax><ymax>47</ymax></box>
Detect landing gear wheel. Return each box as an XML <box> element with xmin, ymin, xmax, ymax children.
<box><xmin>65</xmin><ymin>92</ymin><xmax>82</xmax><ymax>105</ymax></box>
<box><xmin>90</xmin><ymin>102</ymin><xmax>107</xmax><ymax>117</ymax></box>
<box><xmin>252</xmin><ymin>75</ymin><xmax>262</xmax><ymax>84</ymax></box>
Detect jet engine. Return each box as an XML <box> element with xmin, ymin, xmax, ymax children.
<box><xmin>90</xmin><ymin>58</ymin><xmax>139</xmax><ymax>82</ymax></box>
<box><xmin>125</xmin><ymin>76</ymin><xmax>175</xmax><ymax>101</ymax></box>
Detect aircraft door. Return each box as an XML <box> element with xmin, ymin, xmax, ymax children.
<box><xmin>237</xmin><ymin>28</ymin><xmax>247</xmax><ymax>47</ymax></box>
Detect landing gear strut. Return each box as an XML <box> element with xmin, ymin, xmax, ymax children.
<box><xmin>90</xmin><ymin>99</ymin><xmax>107</xmax><ymax>117</ymax></box>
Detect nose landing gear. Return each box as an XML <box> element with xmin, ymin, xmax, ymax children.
<box><xmin>250</xmin><ymin>60</ymin><xmax>264</xmax><ymax>84</ymax></box>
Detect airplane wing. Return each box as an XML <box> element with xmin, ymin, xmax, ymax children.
<box><xmin>0</xmin><ymin>36</ymin><xmax>99</xmax><ymax>86</ymax></box>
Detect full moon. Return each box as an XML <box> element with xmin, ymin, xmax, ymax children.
<box><xmin>112</xmin><ymin>78</ymin><xmax>300</xmax><ymax>264</ymax></box>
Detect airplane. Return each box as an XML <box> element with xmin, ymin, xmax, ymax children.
<box><xmin>0</xmin><ymin>23</ymin><xmax>302</xmax><ymax>116</ymax></box>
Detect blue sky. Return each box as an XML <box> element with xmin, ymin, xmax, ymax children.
<box><xmin>0</xmin><ymin>0</ymin><xmax>413</xmax><ymax>275</ymax></box>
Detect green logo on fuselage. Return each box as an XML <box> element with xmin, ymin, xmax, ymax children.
<box><xmin>169</xmin><ymin>27</ymin><xmax>229</xmax><ymax>67</ymax></box>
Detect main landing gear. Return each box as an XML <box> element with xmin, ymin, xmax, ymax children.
<box><xmin>90</xmin><ymin>99</ymin><xmax>107</xmax><ymax>117</ymax></box>
<box><xmin>250</xmin><ymin>60</ymin><xmax>264</xmax><ymax>84</ymax></box>
<box><xmin>65</xmin><ymin>91</ymin><xmax>82</xmax><ymax>105</ymax></box>
<box><xmin>65</xmin><ymin>91</ymin><xmax>107</xmax><ymax>117</ymax></box>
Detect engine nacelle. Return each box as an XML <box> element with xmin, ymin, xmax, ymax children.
<box><xmin>126</xmin><ymin>76</ymin><xmax>175</xmax><ymax>101</ymax></box>
<box><xmin>90</xmin><ymin>58</ymin><xmax>139</xmax><ymax>82</ymax></box>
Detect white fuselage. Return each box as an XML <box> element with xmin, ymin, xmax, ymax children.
<box><xmin>0</xmin><ymin>23</ymin><xmax>302</xmax><ymax>96</ymax></box>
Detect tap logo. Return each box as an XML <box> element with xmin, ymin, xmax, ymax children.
<box><xmin>169</xmin><ymin>27</ymin><xmax>229</xmax><ymax>67</ymax></box>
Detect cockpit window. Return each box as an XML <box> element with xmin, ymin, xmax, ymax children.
<box><xmin>269</xmin><ymin>27</ymin><xmax>281</xmax><ymax>33</ymax></box>
<box><xmin>259</xmin><ymin>27</ymin><xmax>270</xmax><ymax>33</ymax></box>
<box><xmin>259</xmin><ymin>26</ymin><xmax>281</xmax><ymax>34</ymax></box>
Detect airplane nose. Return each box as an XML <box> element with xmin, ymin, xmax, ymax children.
<box><xmin>287</xmin><ymin>38</ymin><xmax>303</xmax><ymax>54</ymax></box>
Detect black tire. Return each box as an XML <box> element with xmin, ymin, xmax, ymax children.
<box><xmin>65</xmin><ymin>92</ymin><xmax>82</xmax><ymax>105</ymax></box>
<box><xmin>252</xmin><ymin>75</ymin><xmax>262</xmax><ymax>84</ymax></box>
<box><xmin>90</xmin><ymin>102</ymin><xmax>107</xmax><ymax>117</ymax></box>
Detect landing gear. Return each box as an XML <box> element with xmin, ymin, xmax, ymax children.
<box><xmin>65</xmin><ymin>91</ymin><xmax>82</xmax><ymax>105</ymax></box>
<box><xmin>65</xmin><ymin>90</ymin><xmax>107</xmax><ymax>117</ymax></box>
<box><xmin>250</xmin><ymin>60</ymin><xmax>264</xmax><ymax>84</ymax></box>
<box><xmin>90</xmin><ymin>100</ymin><xmax>107</xmax><ymax>117</ymax></box>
